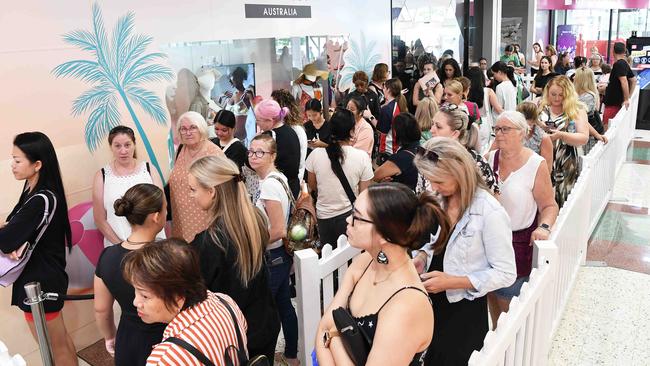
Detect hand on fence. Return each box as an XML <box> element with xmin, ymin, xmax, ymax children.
<box><xmin>624</xmin><ymin>99</ymin><xmax>630</xmax><ymax>110</ymax></box>
<box><xmin>530</xmin><ymin>227</ymin><xmax>550</xmax><ymax>245</ymax></box>
<box><xmin>105</xmin><ymin>338</ymin><xmax>115</xmax><ymax>357</ymax></box>
<box><xmin>420</xmin><ymin>271</ymin><xmax>449</xmax><ymax>294</ymax></box>
<box><xmin>597</xmin><ymin>134</ymin><xmax>608</xmax><ymax>144</ymax></box>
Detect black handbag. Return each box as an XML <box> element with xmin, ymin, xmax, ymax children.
<box><xmin>331</xmin><ymin>307</ymin><xmax>372</xmax><ymax>366</ymax></box>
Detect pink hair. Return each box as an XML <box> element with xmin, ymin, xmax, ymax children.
<box><xmin>254</xmin><ymin>99</ymin><xmax>288</xmax><ymax>122</ymax></box>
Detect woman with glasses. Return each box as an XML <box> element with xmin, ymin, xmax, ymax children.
<box><xmin>538</xmin><ymin>76</ymin><xmax>589</xmax><ymax>206</ymax></box>
<box><xmin>413</xmin><ymin>137</ymin><xmax>516</xmax><ymax>364</ymax></box>
<box><xmin>248</xmin><ymin>133</ymin><xmax>299</xmax><ymax>366</ymax></box>
<box><xmin>306</xmin><ymin>109</ymin><xmax>373</xmax><ymax>248</ymax></box>
<box><xmin>315</xmin><ymin>182</ymin><xmax>451</xmax><ymax>366</ymax></box>
<box><xmin>187</xmin><ymin>154</ymin><xmax>280</xmax><ymax>362</ymax></box>
<box><xmin>429</xmin><ymin>105</ymin><xmax>499</xmax><ymax>194</ymax></box>
<box><xmin>93</xmin><ymin>125</ymin><xmax>165</xmax><ymax>247</ymax></box>
<box><xmin>168</xmin><ymin>111</ymin><xmax>223</xmax><ymax>242</ymax></box>
<box><xmin>485</xmin><ymin>111</ymin><xmax>558</xmax><ymax>328</ymax></box>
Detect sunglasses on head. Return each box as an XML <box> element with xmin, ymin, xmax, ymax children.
<box><xmin>415</xmin><ymin>146</ymin><xmax>440</xmax><ymax>162</ymax></box>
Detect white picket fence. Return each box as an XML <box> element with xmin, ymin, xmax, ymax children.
<box><xmin>294</xmin><ymin>87</ymin><xmax>640</xmax><ymax>366</ymax></box>
<box><xmin>0</xmin><ymin>341</ymin><xmax>25</xmax><ymax>366</ymax></box>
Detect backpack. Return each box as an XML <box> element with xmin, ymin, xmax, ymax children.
<box><xmin>269</xmin><ymin>176</ymin><xmax>319</xmax><ymax>254</ymax></box>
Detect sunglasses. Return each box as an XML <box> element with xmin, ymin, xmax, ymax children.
<box><xmin>415</xmin><ymin>146</ymin><xmax>440</xmax><ymax>162</ymax></box>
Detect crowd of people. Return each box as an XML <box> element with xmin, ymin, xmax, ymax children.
<box><xmin>0</xmin><ymin>40</ymin><xmax>636</xmax><ymax>366</ymax></box>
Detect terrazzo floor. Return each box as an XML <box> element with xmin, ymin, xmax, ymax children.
<box><xmin>549</xmin><ymin>136</ymin><xmax>650</xmax><ymax>365</ymax></box>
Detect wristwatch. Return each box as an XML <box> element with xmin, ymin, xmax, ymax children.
<box><xmin>323</xmin><ymin>329</ymin><xmax>340</xmax><ymax>348</ymax></box>
<box><xmin>538</xmin><ymin>223</ymin><xmax>551</xmax><ymax>232</ymax></box>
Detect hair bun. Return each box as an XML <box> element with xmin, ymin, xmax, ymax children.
<box><xmin>114</xmin><ymin>198</ymin><xmax>134</xmax><ymax>217</ymax></box>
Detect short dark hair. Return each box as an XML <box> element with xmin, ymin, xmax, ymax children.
<box><xmin>122</xmin><ymin>238</ymin><xmax>208</xmax><ymax>312</ymax></box>
<box><xmin>393</xmin><ymin>113</ymin><xmax>421</xmax><ymax>146</ymax></box>
<box><xmin>479</xmin><ymin>57</ymin><xmax>487</xmax><ymax>63</ymax></box>
<box><xmin>574</xmin><ymin>56</ymin><xmax>587</xmax><ymax>68</ymax></box>
<box><xmin>613</xmin><ymin>42</ymin><xmax>627</xmax><ymax>55</ymax></box>
<box><xmin>305</xmin><ymin>98</ymin><xmax>322</xmax><ymax>113</ymax></box>
<box><xmin>504</xmin><ymin>45</ymin><xmax>514</xmax><ymax>53</ymax></box>
<box><xmin>215</xmin><ymin>109</ymin><xmax>236</xmax><ymax>128</ymax></box>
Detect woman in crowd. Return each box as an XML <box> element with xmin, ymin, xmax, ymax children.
<box><xmin>248</xmin><ymin>133</ymin><xmax>299</xmax><ymax>366</ymax></box>
<box><xmin>437</xmin><ymin>58</ymin><xmax>462</xmax><ymax>86</ymax></box>
<box><xmin>306</xmin><ymin>109</ymin><xmax>374</xmax><ymax>247</ymax></box>
<box><xmin>187</xmin><ymin>154</ymin><xmax>280</xmax><ymax>362</ymax></box>
<box><xmin>538</xmin><ymin>76</ymin><xmax>589</xmax><ymax>206</ymax></box>
<box><xmin>429</xmin><ymin>105</ymin><xmax>500</xmax><ymax>194</ymax></box>
<box><xmin>304</xmin><ymin>98</ymin><xmax>331</xmax><ymax>156</ymax></box>
<box><xmin>554</xmin><ymin>52</ymin><xmax>572</xmax><ymax>75</ymax></box>
<box><xmin>485</xmin><ymin>111</ymin><xmax>559</xmax><ymax>327</ymax></box>
<box><xmin>168</xmin><ymin>111</ymin><xmax>223</xmax><ymax>242</ymax></box>
<box><xmin>377</xmin><ymin>78</ymin><xmax>409</xmax><ymax>162</ymax></box>
<box><xmin>255</xmin><ymin>98</ymin><xmax>301</xmax><ymax>199</ymax></box>
<box><xmin>527</xmin><ymin>42</ymin><xmax>545</xmax><ymax>76</ymax></box>
<box><xmin>347</xmin><ymin>96</ymin><xmax>376</xmax><ymax>157</ymax></box>
<box><xmin>94</xmin><ymin>183</ymin><xmax>167</xmax><ymax>365</ymax></box>
<box><xmin>123</xmin><ymin>239</ymin><xmax>249</xmax><ymax>365</ymax></box>
<box><xmin>574</xmin><ymin>66</ymin><xmax>609</xmax><ymax>154</ymax></box>
<box><xmin>491</xmin><ymin>61</ymin><xmax>518</xmax><ymax>112</ymax></box>
<box><xmin>344</xmin><ymin>71</ymin><xmax>380</xmax><ymax>119</ymax></box>
<box><xmin>1</xmin><ymin>132</ymin><xmax>76</xmax><ymax>365</ymax></box>
<box><xmin>373</xmin><ymin>113</ymin><xmax>421</xmax><ymax>191</ymax></box>
<box><xmin>315</xmin><ymin>183</ymin><xmax>451</xmax><ymax>365</ymax></box>
<box><xmin>545</xmin><ymin>45</ymin><xmax>558</xmax><ymax>70</ymax></box>
<box><xmin>516</xmin><ymin>102</ymin><xmax>554</xmax><ymax>173</ymax></box>
<box><xmin>530</xmin><ymin>56</ymin><xmax>558</xmax><ymax>98</ymax></box>
<box><xmin>93</xmin><ymin>126</ymin><xmax>164</xmax><ymax>247</ymax></box>
<box><xmin>272</xmin><ymin>89</ymin><xmax>309</xmax><ymax>183</ymax></box>
<box><xmin>369</xmin><ymin>63</ymin><xmax>390</xmax><ymax>105</ymax></box>
<box><xmin>449</xmin><ymin>78</ymin><xmax>482</xmax><ymax>147</ymax></box>
<box><xmin>589</xmin><ymin>53</ymin><xmax>604</xmax><ymax>78</ymax></box>
<box><xmin>415</xmin><ymin>96</ymin><xmax>437</xmax><ymax>144</ymax></box>
<box><xmin>210</xmin><ymin>109</ymin><xmax>247</xmax><ymax>170</ymax></box>
<box><xmin>467</xmin><ymin>66</ymin><xmax>502</xmax><ymax>153</ymax></box>
<box><xmin>412</xmin><ymin>56</ymin><xmax>443</xmax><ymax>107</ymax></box>
<box><xmin>413</xmin><ymin>137</ymin><xmax>516</xmax><ymax>364</ymax></box>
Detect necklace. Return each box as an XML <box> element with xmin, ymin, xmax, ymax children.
<box><xmin>373</xmin><ymin>257</ymin><xmax>411</xmax><ymax>286</ymax></box>
<box><xmin>125</xmin><ymin>238</ymin><xmax>150</xmax><ymax>246</ymax></box>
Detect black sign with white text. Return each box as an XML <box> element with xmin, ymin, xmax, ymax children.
<box><xmin>244</xmin><ymin>4</ymin><xmax>312</xmax><ymax>18</ymax></box>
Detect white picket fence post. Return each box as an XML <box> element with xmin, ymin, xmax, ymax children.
<box><xmin>0</xmin><ymin>341</ymin><xmax>25</xmax><ymax>366</ymax></box>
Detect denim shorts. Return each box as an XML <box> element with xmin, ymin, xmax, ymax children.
<box><xmin>494</xmin><ymin>276</ymin><xmax>529</xmax><ymax>299</ymax></box>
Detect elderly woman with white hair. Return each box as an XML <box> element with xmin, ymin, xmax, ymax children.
<box><xmin>485</xmin><ymin>111</ymin><xmax>559</xmax><ymax>328</ymax></box>
<box><xmin>168</xmin><ymin>111</ymin><xmax>223</xmax><ymax>241</ymax></box>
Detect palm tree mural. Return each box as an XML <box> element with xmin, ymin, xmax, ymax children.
<box><xmin>337</xmin><ymin>31</ymin><xmax>382</xmax><ymax>92</ymax></box>
<box><xmin>52</xmin><ymin>2</ymin><xmax>173</xmax><ymax>182</ymax></box>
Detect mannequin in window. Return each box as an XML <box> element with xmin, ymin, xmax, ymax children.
<box><xmin>190</xmin><ymin>68</ymin><xmax>221</xmax><ymax>138</ymax></box>
<box><xmin>292</xmin><ymin>62</ymin><xmax>329</xmax><ymax>122</ymax></box>
<box><xmin>225</xmin><ymin>67</ymin><xmax>255</xmax><ymax>142</ymax></box>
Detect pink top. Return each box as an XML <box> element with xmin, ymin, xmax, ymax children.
<box><xmin>169</xmin><ymin>141</ymin><xmax>222</xmax><ymax>242</ymax></box>
<box><xmin>351</xmin><ymin>120</ymin><xmax>374</xmax><ymax>157</ymax></box>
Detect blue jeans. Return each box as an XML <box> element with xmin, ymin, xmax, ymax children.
<box><xmin>266</xmin><ymin>247</ymin><xmax>298</xmax><ymax>358</ymax></box>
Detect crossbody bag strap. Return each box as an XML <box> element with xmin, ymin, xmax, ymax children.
<box><xmin>25</xmin><ymin>190</ymin><xmax>57</xmax><ymax>250</ymax></box>
<box><xmin>215</xmin><ymin>295</ymin><xmax>249</xmax><ymax>365</ymax></box>
<box><xmin>493</xmin><ymin>150</ymin><xmax>501</xmax><ymax>184</ymax></box>
<box><xmin>165</xmin><ymin>337</ymin><xmax>215</xmax><ymax>366</ymax></box>
<box><xmin>269</xmin><ymin>175</ymin><xmax>296</xmax><ymax>213</ymax></box>
<box><xmin>331</xmin><ymin>158</ymin><xmax>356</xmax><ymax>204</ymax></box>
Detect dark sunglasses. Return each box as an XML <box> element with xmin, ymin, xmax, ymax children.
<box><xmin>415</xmin><ymin>146</ymin><xmax>440</xmax><ymax>162</ymax></box>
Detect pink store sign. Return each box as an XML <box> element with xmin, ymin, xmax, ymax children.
<box><xmin>538</xmin><ymin>0</ymin><xmax>649</xmax><ymax>9</ymax></box>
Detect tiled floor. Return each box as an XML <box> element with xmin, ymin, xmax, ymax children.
<box><xmin>549</xmin><ymin>137</ymin><xmax>650</xmax><ymax>365</ymax></box>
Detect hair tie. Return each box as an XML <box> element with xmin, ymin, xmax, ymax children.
<box><xmin>278</xmin><ymin>107</ymin><xmax>289</xmax><ymax>121</ymax></box>
<box><xmin>233</xmin><ymin>173</ymin><xmax>244</xmax><ymax>183</ymax></box>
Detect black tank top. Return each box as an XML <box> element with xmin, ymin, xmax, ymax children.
<box><xmin>346</xmin><ymin>260</ymin><xmax>431</xmax><ymax>365</ymax></box>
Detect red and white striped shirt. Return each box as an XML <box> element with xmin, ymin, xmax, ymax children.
<box><xmin>147</xmin><ymin>292</ymin><xmax>248</xmax><ymax>366</ymax></box>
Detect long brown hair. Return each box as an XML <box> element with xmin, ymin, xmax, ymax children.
<box><xmin>189</xmin><ymin>155</ymin><xmax>268</xmax><ymax>285</ymax></box>
<box><xmin>271</xmin><ymin>89</ymin><xmax>302</xmax><ymax>126</ymax></box>
<box><xmin>384</xmin><ymin>78</ymin><xmax>408</xmax><ymax>113</ymax></box>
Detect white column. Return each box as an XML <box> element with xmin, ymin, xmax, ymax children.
<box><xmin>482</xmin><ymin>0</ymin><xmax>503</xmax><ymax>64</ymax></box>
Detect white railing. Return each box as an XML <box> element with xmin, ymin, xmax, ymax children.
<box><xmin>294</xmin><ymin>87</ymin><xmax>639</xmax><ymax>366</ymax></box>
<box><xmin>294</xmin><ymin>236</ymin><xmax>360</xmax><ymax>365</ymax></box>
<box><xmin>0</xmin><ymin>341</ymin><xmax>25</xmax><ymax>366</ymax></box>
<box><xmin>469</xmin><ymin>86</ymin><xmax>640</xmax><ymax>365</ymax></box>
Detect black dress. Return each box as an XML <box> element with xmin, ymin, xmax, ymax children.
<box><xmin>304</xmin><ymin>120</ymin><xmax>332</xmax><ymax>157</ymax></box>
<box><xmin>95</xmin><ymin>245</ymin><xmax>166</xmax><ymax>366</ymax></box>
<box><xmin>212</xmin><ymin>138</ymin><xmax>248</xmax><ymax>170</ymax></box>
<box><xmin>387</xmin><ymin>143</ymin><xmax>419</xmax><ymax>190</ymax></box>
<box><xmin>192</xmin><ymin>227</ymin><xmax>281</xmax><ymax>362</ymax></box>
<box><xmin>0</xmin><ymin>187</ymin><xmax>68</xmax><ymax>313</ymax></box>
<box><xmin>424</xmin><ymin>247</ymin><xmax>488</xmax><ymax>365</ymax></box>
